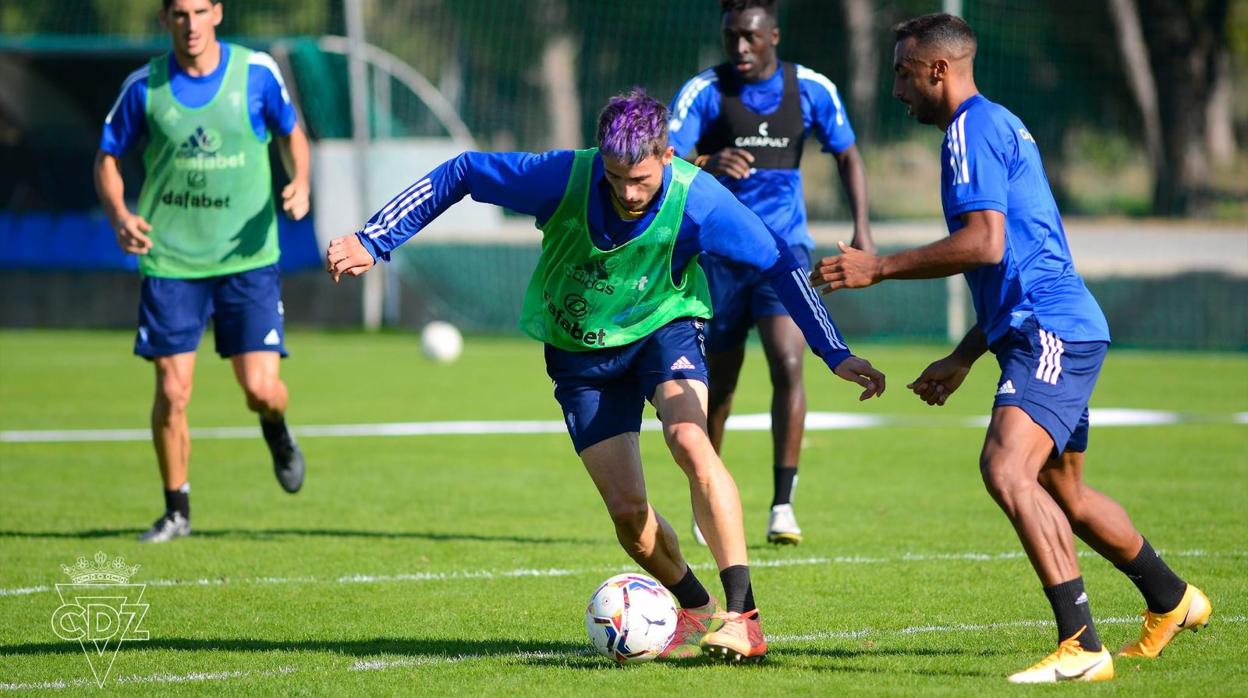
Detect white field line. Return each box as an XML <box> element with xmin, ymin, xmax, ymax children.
<box><xmin>0</xmin><ymin>666</ymin><xmax>298</xmax><ymax>691</ymax></box>
<box><xmin>4</xmin><ymin>616</ymin><xmax>1244</xmax><ymax>690</ymax></box>
<box><xmin>2</xmin><ymin>548</ymin><xmax>1240</xmax><ymax>599</ymax></box>
<box><xmin>771</xmin><ymin>614</ymin><xmax>1248</xmax><ymax>643</ymax></box>
<box><xmin>2</xmin><ymin>409</ymin><xmax>1243</xmax><ymax>444</ymax></box>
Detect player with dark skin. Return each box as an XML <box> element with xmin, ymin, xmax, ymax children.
<box><xmin>811</xmin><ymin>13</ymin><xmax>1209</xmax><ymax>683</ymax></box>
<box><xmin>692</xmin><ymin>2</ymin><xmax>873</xmax><ymax>543</ymax></box>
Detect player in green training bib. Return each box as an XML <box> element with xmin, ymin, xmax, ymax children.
<box><xmin>519</xmin><ymin>148</ymin><xmax>711</xmax><ymax>350</ymax></box>
<box><xmin>327</xmin><ymin>89</ymin><xmax>886</xmax><ymax>663</ymax></box>
<box><xmin>93</xmin><ymin>0</ymin><xmax>311</xmax><ymax>543</ymax></box>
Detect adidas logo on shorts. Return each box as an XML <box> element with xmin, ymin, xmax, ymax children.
<box><xmin>995</xmin><ymin>379</ymin><xmax>1016</xmax><ymax>396</ymax></box>
<box><xmin>670</xmin><ymin>355</ymin><xmax>696</xmax><ymax>371</ymax></box>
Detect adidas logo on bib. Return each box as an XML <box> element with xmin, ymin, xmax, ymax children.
<box><xmin>670</xmin><ymin>356</ymin><xmax>696</xmax><ymax>371</ymax></box>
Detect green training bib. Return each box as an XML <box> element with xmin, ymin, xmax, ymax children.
<box><xmin>136</xmin><ymin>43</ymin><xmax>278</xmax><ymax>278</ymax></box>
<box><xmin>519</xmin><ymin>149</ymin><xmax>711</xmax><ymax>351</ymax></box>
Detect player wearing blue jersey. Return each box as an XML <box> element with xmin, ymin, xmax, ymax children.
<box><xmin>93</xmin><ymin>0</ymin><xmax>311</xmax><ymax>543</ymax></box>
<box><xmin>327</xmin><ymin>90</ymin><xmax>885</xmax><ymax>663</ymax></box>
<box><xmin>668</xmin><ymin>0</ymin><xmax>874</xmax><ymax>546</ymax></box>
<box><xmin>812</xmin><ymin>13</ymin><xmax>1210</xmax><ymax>683</ymax></box>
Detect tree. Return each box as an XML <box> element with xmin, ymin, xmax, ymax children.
<box><xmin>1110</xmin><ymin>0</ymin><xmax>1232</xmax><ymax>215</ymax></box>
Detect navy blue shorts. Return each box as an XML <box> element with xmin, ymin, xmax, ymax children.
<box><xmin>702</xmin><ymin>245</ymin><xmax>811</xmax><ymax>353</ymax></box>
<box><xmin>991</xmin><ymin>316</ymin><xmax>1107</xmax><ymax>455</ymax></box>
<box><xmin>546</xmin><ymin>317</ymin><xmax>708</xmax><ymax>453</ymax></box>
<box><xmin>135</xmin><ymin>264</ymin><xmax>288</xmax><ymax>359</ymax></box>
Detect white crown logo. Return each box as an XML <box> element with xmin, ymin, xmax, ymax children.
<box><xmin>61</xmin><ymin>552</ymin><xmax>141</xmax><ymax>584</ymax></box>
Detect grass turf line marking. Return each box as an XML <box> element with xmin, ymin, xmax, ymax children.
<box><xmin>1</xmin><ymin>549</ymin><xmax>1240</xmax><ymax>599</ymax></box>
<box><xmin>5</xmin><ymin>618</ymin><xmax>1243</xmax><ymax>690</ymax></box>
<box><xmin>0</xmin><ymin>666</ymin><xmax>298</xmax><ymax>691</ymax></box>
<box><xmin>3</xmin><ymin>408</ymin><xmax>1243</xmax><ymax>444</ymax></box>
<box><xmin>771</xmin><ymin>614</ymin><xmax>1248</xmax><ymax>643</ymax></box>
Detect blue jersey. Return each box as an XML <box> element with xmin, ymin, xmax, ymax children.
<box><xmin>942</xmin><ymin>95</ymin><xmax>1109</xmax><ymax>346</ymax></box>
<box><xmin>355</xmin><ymin>150</ymin><xmax>852</xmax><ymax>369</ymax></box>
<box><xmin>100</xmin><ymin>42</ymin><xmax>297</xmax><ymax>156</ymax></box>
<box><xmin>667</xmin><ymin>62</ymin><xmax>856</xmax><ymax>248</ymax></box>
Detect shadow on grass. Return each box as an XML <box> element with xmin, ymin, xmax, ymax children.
<box><xmin>0</xmin><ymin>634</ymin><xmax>993</xmax><ymax>679</ymax></box>
<box><xmin>515</xmin><ymin>645</ymin><xmax>1003</xmax><ymax>677</ymax></box>
<box><xmin>2</xmin><ymin>638</ymin><xmax>1007</xmax><ymax>677</ymax></box>
<box><xmin>0</xmin><ymin>529</ymin><xmax>597</xmax><ymax>545</ymax></box>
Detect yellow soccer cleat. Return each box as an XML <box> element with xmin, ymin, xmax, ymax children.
<box><xmin>1007</xmin><ymin>627</ymin><xmax>1114</xmax><ymax>684</ymax></box>
<box><xmin>701</xmin><ymin>609</ymin><xmax>767</xmax><ymax>663</ymax></box>
<box><xmin>1118</xmin><ymin>584</ymin><xmax>1212</xmax><ymax>658</ymax></box>
<box><xmin>658</xmin><ymin>599</ymin><xmax>722</xmax><ymax>660</ymax></box>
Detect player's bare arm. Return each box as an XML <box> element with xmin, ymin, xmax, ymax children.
<box><xmin>907</xmin><ymin>326</ymin><xmax>987</xmax><ymax>406</ymax></box>
<box><xmin>696</xmin><ymin>147</ymin><xmax>755</xmax><ymax>179</ymax></box>
<box><xmin>93</xmin><ymin>150</ymin><xmax>153</xmax><ymax>255</ymax></box>
<box><xmin>325</xmin><ymin>233</ymin><xmax>374</xmax><ymax>283</ymax></box>
<box><xmin>277</xmin><ymin>123</ymin><xmax>311</xmax><ymax>221</ymax></box>
<box><xmin>810</xmin><ymin>209</ymin><xmax>1004</xmax><ymax>293</ymax></box>
<box><xmin>833</xmin><ymin>144</ymin><xmax>875</xmax><ymax>254</ymax></box>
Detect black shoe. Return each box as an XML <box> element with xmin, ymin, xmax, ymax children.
<box><xmin>139</xmin><ymin>510</ymin><xmax>191</xmax><ymax>543</ymax></box>
<box><xmin>261</xmin><ymin>417</ymin><xmax>305</xmax><ymax>493</ymax></box>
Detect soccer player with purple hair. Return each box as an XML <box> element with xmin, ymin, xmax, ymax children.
<box><xmin>326</xmin><ymin>88</ymin><xmax>885</xmax><ymax>663</ymax></box>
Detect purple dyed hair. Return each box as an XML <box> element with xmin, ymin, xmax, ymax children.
<box><xmin>595</xmin><ymin>88</ymin><xmax>670</xmax><ymax>165</ymax></box>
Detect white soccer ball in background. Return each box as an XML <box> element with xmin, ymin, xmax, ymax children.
<box><xmin>585</xmin><ymin>573</ymin><xmax>678</xmax><ymax>664</ymax></box>
<box><xmin>420</xmin><ymin>321</ymin><xmax>463</xmax><ymax>363</ymax></box>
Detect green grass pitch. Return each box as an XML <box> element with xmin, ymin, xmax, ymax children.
<box><xmin>1</xmin><ymin>330</ymin><xmax>1245</xmax><ymax>694</ymax></box>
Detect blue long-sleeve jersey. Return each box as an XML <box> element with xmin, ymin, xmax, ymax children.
<box><xmin>354</xmin><ymin>150</ymin><xmax>852</xmax><ymax>369</ymax></box>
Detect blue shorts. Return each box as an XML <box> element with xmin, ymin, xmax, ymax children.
<box><xmin>135</xmin><ymin>264</ymin><xmax>288</xmax><ymax>359</ymax></box>
<box><xmin>702</xmin><ymin>245</ymin><xmax>811</xmax><ymax>353</ymax></box>
<box><xmin>546</xmin><ymin>317</ymin><xmax>708</xmax><ymax>453</ymax></box>
<box><xmin>991</xmin><ymin>316</ymin><xmax>1107</xmax><ymax>455</ymax></box>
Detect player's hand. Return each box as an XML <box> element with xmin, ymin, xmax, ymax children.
<box><xmin>281</xmin><ymin>179</ymin><xmax>310</xmax><ymax>221</ymax></box>
<box><xmin>810</xmin><ymin>240</ymin><xmax>883</xmax><ymax>294</ymax></box>
<box><xmin>326</xmin><ymin>233</ymin><xmax>375</xmax><ymax>283</ymax></box>
<box><xmin>833</xmin><ymin>355</ymin><xmax>886</xmax><ymax>401</ymax></box>
<box><xmin>907</xmin><ymin>355</ymin><xmax>971</xmax><ymax>406</ymax></box>
<box><xmin>701</xmin><ymin>148</ymin><xmax>755</xmax><ymax>179</ymax></box>
<box><xmin>114</xmin><ymin>213</ymin><xmax>153</xmax><ymax>255</ymax></box>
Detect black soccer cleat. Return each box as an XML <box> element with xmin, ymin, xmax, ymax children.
<box><xmin>261</xmin><ymin>417</ymin><xmax>305</xmax><ymax>493</ymax></box>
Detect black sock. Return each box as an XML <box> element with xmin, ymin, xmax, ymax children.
<box><xmin>260</xmin><ymin>414</ymin><xmax>288</xmax><ymax>443</ymax></box>
<box><xmin>1114</xmin><ymin>538</ymin><xmax>1188</xmax><ymax>613</ymax></box>
<box><xmin>1043</xmin><ymin>577</ymin><xmax>1102</xmax><ymax>651</ymax></box>
<box><xmin>719</xmin><ymin>565</ymin><xmax>755</xmax><ymax>614</ymax></box>
<box><xmin>667</xmin><ymin>565</ymin><xmax>711</xmax><ymax>609</ymax></box>
<box><xmin>163</xmin><ymin>483</ymin><xmax>190</xmax><ymax>520</ymax></box>
<box><xmin>771</xmin><ymin>466</ymin><xmax>798</xmax><ymax>507</ymax></box>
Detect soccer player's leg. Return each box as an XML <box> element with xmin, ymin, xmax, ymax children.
<box><xmin>989</xmin><ymin>319</ymin><xmax>1112</xmax><ymax>682</ymax></box>
<box><xmin>754</xmin><ymin>244</ymin><xmax>810</xmax><ymax>544</ymax></box>
<box><xmin>698</xmin><ymin>255</ymin><xmax>753</xmax><ymax>547</ymax></box>
<box><xmin>755</xmin><ymin>319</ymin><xmax>806</xmax><ymax>545</ymax></box>
<box><xmin>642</xmin><ymin>321</ymin><xmax>766</xmax><ymax>662</ymax></box>
<box><xmin>135</xmin><ymin>275</ymin><xmax>211</xmax><ymax>542</ymax></box>
<box><xmin>700</xmin><ymin>345</ymin><xmax>744</xmax><ymax>546</ymax></box>
<box><xmin>579</xmin><ymin>433</ymin><xmax>719</xmax><ymax>659</ymax></box>
<box><xmin>984</xmin><ymin>408</ymin><xmax>1113</xmax><ymax>683</ymax></box>
<box><xmin>1038</xmin><ymin>421</ymin><xmax>1210</xmax><ymax>659</ymax></box>
<box><xmin>215</xmin><ymin>265</ymin><xmax>303</xmax><ymax>493</ymax></box>
<box><xmin>548</xmin><ymin>339</ymin><xmax>721</xmax><ymax>659</ymax></box>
